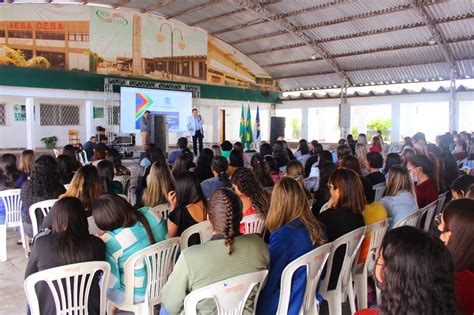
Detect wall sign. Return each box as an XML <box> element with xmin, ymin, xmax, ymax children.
<box><xmin>13</xmin><ymin>104</ymin><xmax>26</xmax><ymax>121</ymax></box>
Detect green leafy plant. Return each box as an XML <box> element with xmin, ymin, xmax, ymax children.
<box><xmin>366</xmin><ymin>119</ymin><xmax>391</xmax><ymax>141</ymax></box>
<box><xmin>41</xmin><ymin>136</ymin><xmax>58</xmax><ymax>149</ymax></box>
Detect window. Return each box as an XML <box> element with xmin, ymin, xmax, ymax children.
<box><xmin>400</xmin><ymin>102</ymin><xmax>448</xmax><ymax>143</ymax></box>
<box><xmin>350</xmin><ymin>104</ymin><xmax>391</xmax><ymax>142</ymax></box>
<box><xmin>40</xmin><ymin>104</ymin><xmax>79</xmax><ymax>126</ymax></box>
<box><xmin>36</xmin><ymin>31</ymin><xmax>65</xmax><ymax>40</ymax></box>
<box><xmin>0</xmin><ymin>104</ymin><xmax>5</xmax><ymax>125</ymax></box>
<box><xmin>0</xmin><ymin>30</ymin><xmax>5</xmax><ymax>38</ymax></box>
<box><xmin>36</xmin><ymin>50</ymin><xmax>65</xmax><ymax>69</ymax></box>
<box><xmin>459</xmin><ymin>100</ymin><xmax>474</xmax><ymax>132</ymax></box>
<box><xmin>8</xmin><ymin>30</ymin><xmax>32</xmax><ymax>39</ymax></box>
<box><xmin>308</xmin><ymin>107</ymin><xmax>340</xmax><ymax>143</ymax></box>
<box><xmin>112</xmin><ymin>106</ymin><xmax>120</xmax><ymax>125</ymax></box>
<box><xmin>68</xmin><ymin>33</ymin><xmax>89</xmax><ymax>42</ymax></box>
<box><xmin>275</xmin><ymin>108</ymin><xmax>302</xmax><ymax>141</ymax></box>
<box><xmin>182</xmin><ymin>61</ymin><xmax>190</xmax><ymax>76</ymax></box>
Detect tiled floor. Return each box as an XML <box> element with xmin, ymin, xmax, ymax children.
<box><xmin>0</xmin><ymin>230</ymin><xmax>28</xmax><ymax>315</ymax></box>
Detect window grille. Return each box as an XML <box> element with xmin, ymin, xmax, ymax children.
<box><xmin>112</xmin><ymin>106</ymin><xmax>120</xmax><ymax>125</ymax></box>
<box><xmin>0</xmin><ymin>104</ymin><xmax>5</xmax><ymax>125</ymax></box>
<box><xmin>40</xmin><ymin>104</ymin><xmax>79</xmax><ymax>126</ymax></box>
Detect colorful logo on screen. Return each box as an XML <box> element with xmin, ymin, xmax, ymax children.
<box><xmin>135</xmin><ymin>93</ymin><xmax>153</xmax><ymax>121</ymax></box>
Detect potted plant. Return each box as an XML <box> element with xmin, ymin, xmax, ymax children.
<box><xmin>41</xmin><ymin>136</ymin><xmax>58</xmax><ymax>149</ymax></box>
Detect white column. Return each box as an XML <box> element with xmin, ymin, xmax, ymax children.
<box><xmin>339</xmin><ymin>102</ymin><xmax>350</xmax><ymax>138</ymax></box>
<box><xmin>25</xmin><ymin>97</ymin><xmax>34</xmax><ymax>150</ymax></box>
<box><xmin>301</xmin><ymin>106</ymin><xmax>309</xmax><ymax>140</ymax></box>
<box><xmin>212</xmin><ymin>105</ymin><xmax>219</xmax><ymax>144</ymax></box>
<box><xmin>391</xmin><ymin>102</ymin><xmax>401</xmax><ymax>144</ymax></box>
<box><xmin>85</xmin><ymin>100</ymin><xmax>94</xmax><ymax>140</ymax></box>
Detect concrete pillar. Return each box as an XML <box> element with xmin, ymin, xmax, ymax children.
<box><xmin>301</xmin><ymin>106</ymin><xmax>309</xmax><ymax>140</ymax></box>
<box><xmin>212</xmin><ymin>105</ymin><xmax>219</xmax><ymax>144</ymax></box>
<box><xmin>25</xmin><ymin>97</ymin><xmax>34</xmax><ymax>149</ymax></box>
<box><xmin>85</xmin><ymin>100</ymin><xmax>94</xmax><ymax>140</ymax></box>
<box><xmin>339</xmin><ymin>102</ymin><xmax>350</xmax><ymax>139</ymax></box>
<box><xmin>391</xmin><ymin>102</ymin><xmax>401</xmax><ymax>144</ymax></box>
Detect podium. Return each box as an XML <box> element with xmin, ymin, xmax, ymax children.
<box><xmin>150</xmin><ymin>114</ymin><xmax>169</xmax><ymax>154</ymax></box>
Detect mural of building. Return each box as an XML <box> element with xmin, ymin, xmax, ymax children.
<box><xmin>0</xmin><ymin>20</ymin><xmax>89</xmax><ymax>70</ymax></box>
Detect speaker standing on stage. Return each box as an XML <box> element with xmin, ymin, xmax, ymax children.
<box><xmin>140</xmin><ymin>110</ymin><xmax>151</xmax><ymax>151</ymax></box>
<box><xmin>187</xmin><ymin>109</ymin><xmax>204</xmax><ymax>156</ymax></box>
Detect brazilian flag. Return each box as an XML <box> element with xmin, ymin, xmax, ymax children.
<box><xmin>245</xmin><ymin>103</ymin><xmax>253</xmax><ymax>149</ymax></box>
<box><xmin>239</xmin><ymin>104</ymin><xmax>246</xmax><ymax>144</ymax></box>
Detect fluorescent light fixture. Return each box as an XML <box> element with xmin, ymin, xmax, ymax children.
<box><xmin>85</xmin><ymin>2</ymin><xmax>113</xmax><ymax>8</ymax></box>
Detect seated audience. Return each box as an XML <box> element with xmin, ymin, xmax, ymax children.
<box><xmin>167</xmin><ymin>172</ymin><xmax>207</xmax><ymax>245</ymax></box>
<box><xmin>139</xmin><ymin>143</ymin><xmax>156</xmax><ymax>170</ymax></box>
<box><xmin>62</xmin><ymin>144</ymin><xmax>81</xmax><ymax>169</ymax></box>
<box><xmin>25</xmin><ymin>197</ymin><xmax>105</xmax><ymax>315</ymax></box>
<box><xmin>454</xmin><ymin>140</ymin><xmax>468</xmax><ymax>161</ymax></box>
<box><xmin>355</xmin><ymin>143</ymin><xmax>369</xmax><ymax>176</ymax></box>
<box><xmin>138</xmin><ymin>160</ymin><xmax>174</xmax><ymax>209</ymax></box>
<box><xmin>273</xmin><ymin>141</ymin><xmax>289</xmax><ymax>173</ymax></box>
<box><xmin>413</xmin><ymin>131</ymin><xmax>427</xmax><ymax>155</ymax></box>
<box><xmin>21</xmin><ymin>155</ymin><xmax>66</xmax><ymax>237</ymax></box>
<box><xmin>355</xmin><ymin>226</ymin><xmax>458</xmax><ymax>315</ymax></box>
<box><xmin>106</xmin><ymin>148</ymin><xmax>131</xmax><ymax>176</ymax></box>
<box><xmin>309</xmin><ymin>140</ymin><xmax>322</xmax><ymax>156</ymax></box>
<box><xmin>0</xmin><ymin>153</ymin><xmax>27</xmax><ymax>189</ymax></box>
<box><xmin>168</xmin><ymin>137</ymin><xmax>192</xmax><ymax>165</ymax></box>
<box><xmin>231</xmin><ymin>167</ymin><xmax>270</xmax><ymax>234</ymax></box>
<box><xmin>82</xmin><ymin>136</ymin><xmax>97</xmax><ymax>162</ymax></box>
<box><xmin>365</xmin><ymin>152</ymin><xmax>386</xmax><ymax>186</ymax></box>
<box><xmin>369</xmin><ymin>136</ymin><xmax>383</xmax><ymax>153</ymax></box>
<box><xmin>171</xmin><ymin>154</ymin><xmax>193</xmax><ymax>178</ymax></box>
<box><xmin>400</xmin><ymin>136</ymin><xmax>413</xmax><ymax>152</ymax></box>
<box><xmin>135</xmin><ymin>147</ymin><xmax>167</xmax><ymax>203</ymax></box>
<box><xmin>260</xmin><ymin>142</ymin><xmax>273</xmax><ymax>157</ymax></box>
<box><xmin>220</xmin><ymin>140</ymin><xmax>233</xmax><ymax>159</ymax></box>
<box><xmin>357</xmin><ymin>133</ymin><xmax>368</xmax><ymax>145</ymax></box>
<box><xmin>92</xmin><ymin>194</ymin><xmax>166</xmax><ymax>305</ymax></box>
<box><xmin>304</xmin><ymin>142</ymin><xmax>323</xmax><ymax>177</ymax></box>
<box><xmin>201</xmin><ymin>156</ymin><xmax>231</xmax><ymax>199</ymax></box>
<box><xmin>265</xmin><ymin>155</ymin><xmax>283</xmax><ymax>184</ymax></box>
<box><xmin>294</xmin><ymin>139</ymin><xmax>311</xmax><ymax>166</ymax></box>
<box><xmin>257</xmin><ymin>177</ymin><xmax>325</xmax><ymax>314</ymax></box>
<box><xmin>341</xmin><ymin>155</ymin><xmax>375</xmax><ymax>203</ymax></box>
<box><xmin>285</xmin><ymin>160</ymin><xmax>311</xmax><ymax>198</ymax></box>
<box><xmin>56</xmin><ymin>155</ymin><xmax>76</xmax><ymax>185</ymax></box>
<box><xmin>311</xmin><ymin>161</ymin><xmax>337</xmax><ymax>216</ymax></box>
<box><xmin>438</xmin><ymin>198</ymin><xmax>474</xmax><ymax>315</ymax></box>
<box><xmin>91</xmin><ymin>143</ymin><xmax>107</xmax><ymax>167</ymax></box>
<box><xmin>19</xmin><ymin>149</ymin><xmax>35</xmax><ymax>176</ymax></box>
<box><xmin>227</xmin><ymin>149</ymin><xmax>244</xmax><ymax>177</ymax></box>
<box><xmin>439</xmin><ymin>151</ymin><xmax>460</xmax><ymax>191</ymax></box>
<box><xmin>336</xmin><ymin>144</ymin><xmax>352</xmax><ymax>165</ymax></box>
<box><xmin>251</xmin><ymin>153</ymin><xmax>274</xmax><ymax>188</ymax></box>
<box><xmin>193</xmin><ymin>148</ymin><xmax>214</xmax><ymax>182</ymax></box>
<box><xmin>316</xmin><ymin>168</ymin><xmax>365</xmax><ymax>289</ymax></box>
<box><xmin>233</xmin><ymin>142</ymin><xmax>250</xmax><ymax>167</ymax></box>
<box><xmin>380</xmin><ymin>166</ymin><xmax>419</xmax><ymax>229</ymax></box>
<box><xmin>161</xmin><ymin>188</ymin><xmax>269</xmax><ymax>314</ymax></box>
<box><xmin>97</xmin><ymin>160</ymin><xmax>123</xmax><ymax>194</ymax></box>
<box><xmin>407</xmin><ymin>155</ymin><xmax>439</xmax><ymax>208</ymax></box>
<box><xmin>401</xmin><ymin>147</ymin><xmax>415</xmax><ymax>166</ymax></box>
<box><xmin>211</xmin><ymin>144</ymin><xmax>222</xmax><ymax>157</ymax></box>
<box><xmin>383</xmin><ymin>153</ymin><xmax>401</xmax><ymax>177</ymax></box>
<box><xmin>347</xmin><ymin>134</ymin><xmax>356</xmax><ymax>155</ymax></box>
<box><xmin>450</xmin><ymin>175</ymin><xmax>474</xmax><ymax>199</ymax></box>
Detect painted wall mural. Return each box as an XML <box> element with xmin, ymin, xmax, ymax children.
<box><xmin>0</xmin><ymin>4</ymin><xmax>276</xmax><ymax>91</ymax></box>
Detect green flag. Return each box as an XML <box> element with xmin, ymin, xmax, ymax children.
<box><xmin>245</xmin><ymin>103</ymin><xmax>253</xmax><ymax>149</ymax></box>
<box><xmin>239</xmin><ymin>104</ymin><xmax>246</xmax><ymax>143</ymax></box>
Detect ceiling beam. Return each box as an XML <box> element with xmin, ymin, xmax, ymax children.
<box><xmin>191</xmin><ymin>8</ymin><xmax>246</xmax><ymax>25</ymax></box>
<box><xmin>229</xmin><ymin>4</ymin><xmax>411</xmax><ymax>44</ymax></box>
<box><xmin>259</xmin><ymin>36</ymin><xmax>473</xmax><ymax>68</ymax></box>
<box><xmin>409</xmin><ymin>0</ymin><xmax>457</xmax><ymax>71</ymax></box>
<box><xmin>231</xmin><ymin>0</ymin><xmax>350</xmax><ymax>84</ymax></box>
<box><xmin>212</xmin><ymin>0</ymin><xmax>355</xmax><ymax>35</ymax></box>
<box><xmin>167</xmin><ymin>1</ymin><xmax>224</xmax><ymax>19</ymax></box>
<box><xmin>142</xmin><ymin>0</ymin><xmax>173</xmax><ymax>14</ymax></box>
<box><xmin>112</xmin><ymin>0</ymin><xmax>130</xmax><ymax>9</ymax></box>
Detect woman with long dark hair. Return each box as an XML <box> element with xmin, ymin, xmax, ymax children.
<box><xmin>250</xmin><ymin>153</ymin><xmax>274</xmax><ymax>188</ymax></box>
<box><xmin>167</xmin><ymin>172</ymin><xmax>207</xmax><ymax>244</ymax></box>
<box><xmin>25</xmin><ymin>197</ymin><xmax>105</xmax><ymax>315</ymax></box>
<box><xmin>105</xmin><ymin>148</ymin><xmax>131</xmax><ymax>176</ymax></box>
<box><xmin>92</xmin><ymin>194</ymin><xmax>167</xmax><ymax>304</ymax></box>
<box><xmin>257</xmin><ymin>177</ymin><xmax>325</xmax><ymax>314</ymax></box>
<box><xmin>0</xmin><ymin>153</ymin><xmax>27</xmax><ymax>189</ymax></box>
<box><xmin>407</xmin><ymin>155</ymin><xmax>439</xmax><ymax>208</ymax></box>
<box><xmin>62</xmin><ymin>144</ymin><xmax>81</xmax><ymax>170</ymax></box>
<box><xmin>56</xmin><ymin>154</ymin><xmax>76</xmax><ymax>185</ymax></box>
<box><xmin>356</xmin><ymin>226</ymin><xmax>459</xmax><ymax>315</ymax></box>
<box><xmin>20</xmin><ymin>155</ymin><xmax>66</xmax><ymax>237</ymax></box>
<box><xmin>311</xmin><ymin>161</ymin><xmax>337</xmax><ymax>216</ymax></box>
<box><xmin>193</xmin><ymin>148</ymin><xmax>214</xmax><ymax>182</ymax></box>
<box><xmin>97</xmin><ymin>160</ymin><xmax>123</xmax><ymax>194</ymax></box>
<box><xmin>171</xmin><ymin>154</ymin><xmax>192</xmax><ymax>178</ymax></box>
<box><xmin>91</xmin><ymin>143</ymin><xmax>107</xmax><ymax>167</ymax></box>
<box><xmin>438</xmin><ymin>198</ymin><xmax>474</xmax><ymax>314</ymax></box>
<box><xmin>231</xmin><ymin>167</ymin><xmax>270</xmax><ymax>234</ymax></box>
<box><xmin>294</xmin><ymin>139</ymin><xmax>310</xmax><ymax>166</ymax></box>
<box><xmin>201</xmin><ymin>156</ymin><xmax>231</xmax><ymax>199</ymax></box>
<box><xmin>227</xmin><ymin>149</ymin><xmax>244</xmax><ymax>177</ymax></box>
<box><xmin>162</xmin><ymin>188</ymin><xmax>269</xmax><ymax>314</ymax></box>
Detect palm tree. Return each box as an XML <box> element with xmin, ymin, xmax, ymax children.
<box><xmin>0</xmin><ymin>46</ymin><xmax>50</xmax><ymax>68</ymax></box>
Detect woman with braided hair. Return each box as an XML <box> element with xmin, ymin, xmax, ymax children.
<box><xmin>231</xmin><ymin>167</ymin><xmax>270</xmax><ymax>234</ymax></box>
<box><xmin>257</xmin><ymin>177</ymin><xmax>325</xmax><ymax>315</ymax></box>
<box><xmin>161</xmin><ymin>188</ymin><xmax>269</xmax><ymax>314</ymax></box>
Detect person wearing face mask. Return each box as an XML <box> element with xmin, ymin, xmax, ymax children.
<box><xmin>355</xmin><ymin>226</ymin><xmax>459</xmax><ymax>315</ymax></box>
<box><xmin>437</xmin><ymin>199</ymin><xmax>474</xmax><ymax>315</ymax></box>
<box><xmin>407</xmin><ymin>155</ymin><xmax>439</xmax><ymax>208</ymax></box>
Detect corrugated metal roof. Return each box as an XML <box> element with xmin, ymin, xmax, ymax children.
<box><xmin>10</xmin><ymin>0</ymin><xmax>474</xmax><ymax>91</ymax></box>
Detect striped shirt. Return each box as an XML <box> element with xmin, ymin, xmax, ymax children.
<box><xmin>100</xmin><ymin>207</ymin><xmax>167</xmax><ymax>297</ymax></box>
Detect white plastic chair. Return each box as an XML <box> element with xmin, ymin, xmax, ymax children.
<box><xmin>128</xmin><ymin>173</ymin><xmax>139</xmax><ymax>206</ymax></box>
<box><xmin>435</xmin><ymin>192</ymin><xmax>448</xmax><ymax>216</ymax></box>
<box><xmin>240</xmin><ymin>214</ymin><xmax>265</xmax><ymax>235</ymax></box>
<box><xmin>392</xmin><ymin>209</ymin><xmax>421</xmax><ymax>228</ymax></box>
<box><xmin>276</xmin><ymin>242</ymin><xmax>332</xmax><ymax>315</ymax></box>
<box><xmin>184</xmin><ymin>270</ymin><xmax>268</xmax><ymax>315</ymax></box>
<box><xmin>117</xmin><ymin>194</ymin><xmax>128</xmax><ymax>201</ymax></box>
<box><xmin>319</xmin><ymin>202</ymin><xmax>330</xmax><ymax>213</ymax></box>
<box><xmin>52</xmin><ymin>149</ymin><xmax>60</xmax><ymax>158</ymax></box>
<box><xmin>319</xmin><ymin>226</ymin><xmax>367</xmax><ymax>315</ymax></box>
<box><xmin>372</xmin><ymin>183</ymin><xmax>386</xmax><ymax>202</ymax></box>
<box><xmin>179</xmin><ymin>221</ymin><xmax>213</xmax><ymax>250</ymax></box>
<box><xmin>418</xmin><ymin>200</ymin><xmax>438</xmax><ymax>231</ymax></box>
<box><xmin>0</xmin><ymin>189</ymin><xmax>28</xmax><ymax>260</ymax></box>
<box><xmin>24</xmin><ymin>261</ymin><xmax>110</xmax><ymax>315</ymax></box>
<box><xmin>352</xmin><ymin>218</ymin><xmax>391</xmax><ymax>310</ymax></box>
<box><xmin>150</xmin><ymin>203</ymin><xmax>170</xmax><ymax>221</ymax></box>
<box><xmin>78</xmin><ymin>150</ymin><xmax>90</xmax><ymax>165</ymax></box>
<box><xmin>107</xmin><ymin>238</ymin><xmax>180</xmax><ymax>314</ymax></box>
<box><xmin>304</xmin><ymin>176</ymin><xmax>319</xmax><ymax>193</ymax></box>
<box><xmin>29</xmin><ymin>199</ymin><xmax>58</xmax><ymax>237</ymax></box>
<box><xmin>114</xmin><ymin>175</ymin><xmax>131</xmax><ymax>195</ymax></box>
